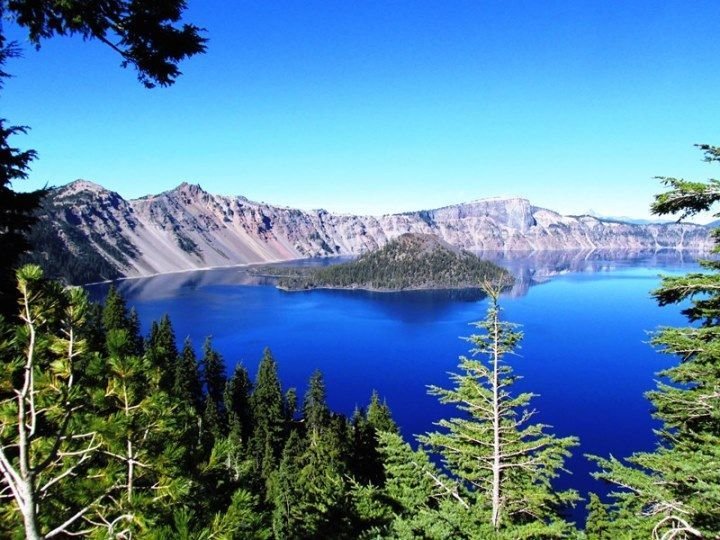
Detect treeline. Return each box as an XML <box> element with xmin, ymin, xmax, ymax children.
<box><xmin>273</xmin><ymin>233</ymin><xmax>511</xmax><ymax>291</ymax></box>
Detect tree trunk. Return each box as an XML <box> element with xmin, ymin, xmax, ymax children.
<box><xmin>20</xmin><ymin>480</ymin><xmax>42</xmax><ymax>540</ymax></box>
<box><xmin>491</xmin><ymin>301</ymin><xmax>501</xmax><ymax>529</ymax></box>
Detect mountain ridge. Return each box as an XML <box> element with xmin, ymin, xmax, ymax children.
<box><xmin>25</xmin><ymin>179</ymin><xmax>714</xmax><ymax>283</ymax></box>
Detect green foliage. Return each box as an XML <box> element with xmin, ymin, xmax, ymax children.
<box><xmin>419</xmin><ymin>288</ymin><xmax>579</xmax><ymax>536</ymax></box>
<box><xmin>249</xmin><ymin>348</ymin><xmax>286</xmax><ymax>480</ymax></box>
<box><xmin>585</xmin><ymin>494</ymin><xmax>612</xmax><ymax>540</ymax></box>
<box><xmin>0</xmin><ymin>118</ymin><xmax>43</xmax><ymax>317</ymax></box>
<box><xmin>91</xmin><ymin>329</ymin><xmax>192</xmax><ymax>534</ymax></box>
<box><xmin>147</xmin><ymin>314</ymin><xmax>179</xmax><ymax>391</ymax></box>
<box><xmin>7</xmin><ymin>0</ymin><xmax>207</xmax><ymax>88</ymax></box>
<box><xmin>590</xmin><ymin>145</ymin><xmax>720</xmax><ymax>539</ymax></box>
<box><xmin>303</xmin><ymin>370</ymin><xmax>330</xmax><ymax>437</ymax></box>
<box><xmin>349</xmin><ymin>391</ymin><xmax>398</xmax><ymax>486</ymax></box>
<box><xmin>271</xmin><ymin>233</ymin><xmax>512</xmax><ymax>291</ymax></box>
<box><xmin>174</xmin><ymin>336</ymin><xmax>204</xmax><ymax>412</ymax></box>
<box><xmin>225</xmin><ymin>362</ymin><xmax>254</xmax><ymax>448</ymax></box>
<box><xmin>0</xmin><ymin>265</ymin><xmax>101</xmax><ymax>537</ymax></box>
<box><xmin>366</xmin><ymin>390</ymin><xmax>398</xmax><ymax>434</ymax></box>
<box><xmin>201</xmin><ymin>338</ymin><xmax>228</xmax><ymax>444</ymax></box>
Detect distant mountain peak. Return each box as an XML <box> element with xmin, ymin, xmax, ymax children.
<box><xmin>57</xmin><ymin>179</ymin><xmax>110</xmax><ymax>196</ymax></box>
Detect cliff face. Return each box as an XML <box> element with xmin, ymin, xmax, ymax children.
<box><xmin>33</xmin><ymin>180</ymin><xmax>713</xmax><ymax>282</ymax></box>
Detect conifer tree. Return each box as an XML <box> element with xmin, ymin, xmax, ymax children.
<box><xmin>201</xmin><ymin>337</ymin><xmax>227</xmax><ymax>438</ymax></box>
<box><xmin>101</xmin><ymin>285</ymin><xmax>143</xmax><ymax>355</ymax></box>
<box><xmin>147</xmin><ymin>314</ymin><xmax>178</xmax><ymax>391</ymax></box>
<box><xmin>249</xmin><ymin>348</ymin><xmax>285</xmax><ymax>478</ymax></box>
<box><xmin>271</xmin><ymin>416</ymin><xmax>350</xmax><ymax>538</ymax></box>
<box><xmin>366</xmin><ymin>390</ymin><xmax>398</xmax><ymax>434</ymax></box>
<box><xmin>303</xmin><ymin>370</ymin><xmax>330</xmax><ymax>438</ymax></box>
<box><xmin>353</xmin><ymin>431</ymin><xmax>467</xmax><ymax>538</ymax></box>
<box><xmin>271</xmin><ymin>431</ymin><xmax>307</xmax><ymax>538</ymax></box>
<box><xmin>0</xmin><ymin>266</ymin><xmax>103</xmax><ymax>538</ymax></box>
<box><xmin>419</xmin><ymin>284</ymin><xmax>579</xmax><ymax>537</ymax></box>
<box><xmin>585</xmin><ymin>493</ymin><xmax>611</xmax><ymax>540</ymax></box>
<box><xmin>225</xmin><ymin>362</ymin><xmax>254</xmax><ymax>448</ymax></box>
<box><xmin>590</xmin><ymin>145</ymin><xmax>720</xmax><ymax>539</ymax></box>
<box><xmin>349</xmin><ymin>392</ymin><xmax>398</xmax><ymax>486</ymax></box>
<box><xmin>102</xmin><ymin>284</ymin><xmax>129</xmax><ymax>333</ymax></box>
<box><xmin>174</xmin><ymin>336</ymin><xmax>203</xmax><ymax>412</ymax></box>
<box><xmin>92</xmin><ymin>327</ymin><xmax>191</xmax><ymax>535</ymax></box>
<box><xmin>284</xmin><ymin>387</ymin><xmax>298</xmax><ymax>423</ymax></box>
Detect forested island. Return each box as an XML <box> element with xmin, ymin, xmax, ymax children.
<box><xmin>253</xmin><ymin>233</ymin><xmax>512</xmax><ymax>291</ymax></box>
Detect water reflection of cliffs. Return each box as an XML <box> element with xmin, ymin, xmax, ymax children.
<box><xmin>86</xmin><ymin>249</ymin><xmax>704</xmax><ymax>303</ymax></box>
<box><xmin>480</xmin><ymin>249</ymin><xmax>702</xmax><ymax>298</ymax></box>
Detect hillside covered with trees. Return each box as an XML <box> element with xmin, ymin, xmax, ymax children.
<box><xmin>261</xmin><ymin>233</ymin><xmax>512</xmax><ymax>291</ymax></box>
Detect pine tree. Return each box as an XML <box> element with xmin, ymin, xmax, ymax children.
<box><xmin>303</xmin><ymin>370</ymin><xmax>330</xmax><ymax>438</ymax></box>
<box><xmin>0</xmin><ymin>266</ymin><xmax>102</xmax><ymax>538</ymax></box>
<box><xmin>201</xmin><ymin>336</ymin><xmax>227</xmax><ymax>437</ymax></box>
<box><xmin>101</xmin><ymin>285</ymin><xmax>143</xmax><ymax>355</ymax></box>
<box><xmin>93</xmin><ymin>325</ymin><xmax>191</xmax><ymax>535</ymax></box>
<box><xmin>225</xmin><ymin>362</ymin><xmax>254</xmax><ymax>447</ymax></box>
<box><xmin>585</xmin><ymin>493</ymin><xmax>612</xmax><ymax>540</ymax></box>
<box><xmin>590</xmin><ymin>145</ymin><xmax>720</xmax><ymax>539</ymax></box>
<box><xmin>174</xmin><ymin>336</ymin><xmax>204</xmax><ymax>412</ymax></box>
<box><xmin>366</xmin><ymin>390</ymin><xmax>398</xmax><ymax>434</ymax></box>
<box><xmin>271</xmin><ymin>418</ymin><xmax>350</xmax><ymax>538</ymax></box>
<box><xmin>419</xmin><ymin>284</ymin><xmax>579</xmax><ymax>537</ymax></box>
<box><xmin>147</xmin><ymin>314</ymin><xmax>179</xmax><ymax>391</ymax></box>
<box><xmin>271</xmin><ymin>431</ymin><xmax>307</xmax><ymax>538</ymax></box>
<box><xmin>0</xmin><ymin>96</ymin><xmax>44</xmax><ymax>319</ymax></box>
<box><xmin>349</xmin><ymin>391</ymin><xmax>398</xmax><ymax>486</ymax></box>
<box><xmin>102</xmin><ymin>284</ymin><xmax>129</xmax><ymax>333</ymax></box>
<box><xmin>284</xmin><ymin>387</ymin><xmax>298</xmax><ymax>423</ymax></box>
<box><xmin>353</xmin><ymin>431</ymin><xmax>467</xmax><ymax>539</ymax></box>
<box><xmin>249</xmin><ymin>348</ymin><xmax>286</xmax><ymax>479</ymax></box>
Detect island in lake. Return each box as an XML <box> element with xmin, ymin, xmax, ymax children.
<box><xmin>252</xmin><ymin>233</ymin><xmax>512</xmax><ymax>291</ymax></box>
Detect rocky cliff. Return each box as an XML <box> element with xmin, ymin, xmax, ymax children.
<box><xmin>28</xmin><ymin>180</ymin><xmax>713</xmax><ymax>283</ymax></box>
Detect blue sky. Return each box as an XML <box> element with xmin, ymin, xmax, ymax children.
<box><xmin>4</xmin><ymin>1</ymin><xmax>720</xmax><ymax>219</ymax></box>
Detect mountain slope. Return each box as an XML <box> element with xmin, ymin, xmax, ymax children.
<box><xmin>27</xmin><ymin>180</ymin><xmax>714</xmax><ymax>283</ymax></box>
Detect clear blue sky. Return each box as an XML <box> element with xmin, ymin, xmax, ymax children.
<box><xmin>4</xmin><ymin>0</ymin><xmax>720</xmax><ymax>219</ymax></box>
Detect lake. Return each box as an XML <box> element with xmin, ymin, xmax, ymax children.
<box><xmin>86</xmin><ymin>249</ymin><xmax>701</xmax><ymax>521</ymax></box>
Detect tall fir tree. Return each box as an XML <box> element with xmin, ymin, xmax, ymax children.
<box><xmin>419</xmin><ymin>284</ymin><xmax>579</xmax><ymax>538</ymax></box>
<box><xmin>349</xmin><ymin>391</ymin><xmax>398</xmax><ymax>487</ymax></box>
<box><xmin>225</xmin><ymin>362</ymin><xmax>254</xmax><ymax>448</ymax></box>
<box><xmin>101</xmin><ymin>285</ymin><xmax>143</xmax><ymax>355</ymax></box>
<box><xmin>249</xmin><ymin>348</ymin><xmax>286</xmax><ymax>480</ymax></box>
<box><xmin>591</xmin><ymin>145</ymin><xmax>720</xmax><ymax>539</ymax></box>
<box><xmin>366</xmin><ymin>390</ymin><xmax>398</xmax><ymax>434</ymax></box>
<box><xmin>174</xmin><ymin>336</ymin><xmax>204</xmax><ymax>412</ymax></box>
<box><xmin>201</xmin><ymin>336</ymin><xmax>228</xmax><ymax>439</ymax></box>
<box><xmin>102</xmin><ymin>285</ymin><xmax>129</xmax><ymax>333</ymax></box>
<box><xmin>303</xmin><ymin>370</ymin><xmax>330</xmax><ymax>438</ymax></box>
<box><xmin>147</xmin><ymin>314</ymin><xmax>179</xmax><ymax>391</ymax></box>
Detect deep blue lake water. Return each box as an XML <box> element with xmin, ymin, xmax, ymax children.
<box><xmin>87</xmin><ymin>250</ymin><xmax>700</xmax><ymax>521</ymax></box>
